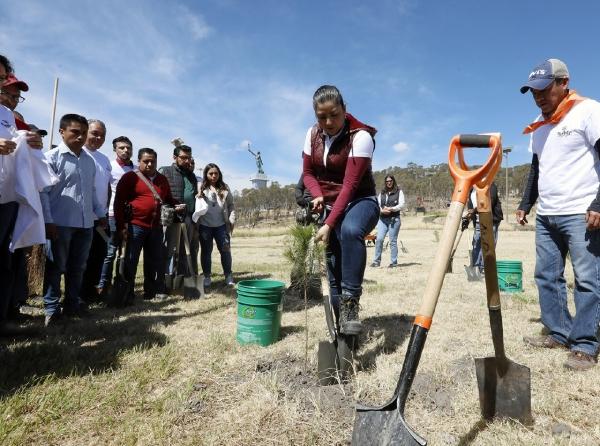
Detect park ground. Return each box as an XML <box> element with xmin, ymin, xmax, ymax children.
<box><xmin>1</xmin><ymin>214</ymin><xmax>599</xmax><ymax>445</ymax></box>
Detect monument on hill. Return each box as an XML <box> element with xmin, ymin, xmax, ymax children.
<box><xmin>248</xmin><ymin>144</ymin><xmax>268</xmax><ymax>189</ymax></box>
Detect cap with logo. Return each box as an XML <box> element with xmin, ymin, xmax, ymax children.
<box><xmin>520</xmin><ymin>59</ymin><xmax>569</xmax><ymax>94</ymax></box>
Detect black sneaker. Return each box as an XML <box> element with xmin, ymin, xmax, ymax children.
<box><xmin>339</xmin><ymin>298</ymin><xmax>362</xmax><ymax>335</ymax></box>
<box><xmin>388</xmin><ymin>262</ymin><xmax>398</xmax><ymax>268</ymax></box>
<box><xmin>370</xmin><ymin>262</ymin><xmax>380</xmax><ymax>268</ymax></box>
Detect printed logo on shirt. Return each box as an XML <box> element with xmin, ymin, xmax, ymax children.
<box><xmin>1</xmin><ymin>119</ymin><xmax>11</xmax><ymax>128</ymax></box>
<box><xmin>556</xmin><ymin>126</ymin><xmax>573</xmax><ymax>137</ymax></box>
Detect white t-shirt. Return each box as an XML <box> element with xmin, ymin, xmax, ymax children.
<box><xmin>0</xmin><ymin>105</ymin><xmax>17</xmax><ymax>203</ymax></box>
<box><xmin>303</xmin><ymin>127</ymin><xmax>374</xmax><ymax>165</ymax></box>
<box><xmin>108</xmin><ymin>158</ymin><xmax>136</xmax><ymax>216</ymax></box>
<box><xmin>528</xmin><ymin>98</ymin><xmax>600</xmax><ymax>215</ymax></box>
<box><xmin>84</xmin><ymin>146</ymin><xmax>112</xmax><ymax>219</ymax></box>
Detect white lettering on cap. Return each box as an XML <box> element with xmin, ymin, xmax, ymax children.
<box><xmin>529</xmin><ymin>69</ymin><xmax>547</xmax><ymax>79</ymax></box>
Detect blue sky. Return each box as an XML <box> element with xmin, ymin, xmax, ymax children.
<box><xmin>3</xmin><ymin>0</ymin><xmax>600</xmax><ymax>192</ymax></box>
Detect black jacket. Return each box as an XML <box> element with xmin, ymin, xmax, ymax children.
<box><xmin>467</xmin><ymin>183</ymin><xmax>503</xmax><ymax>224</ymax></box>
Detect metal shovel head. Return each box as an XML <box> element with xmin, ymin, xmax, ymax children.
<box><xmin>109</xmin><ymin>259</ymin><xmax>129</xmax><ymax>307</ymax></box>
<box><xmin>318</xmin><ymin>340</ymin><xmax>339</xmax><ymax>386</ymax></box>
<box><xmin>465</xmin><ymin>265</ymin><xmax>483</xmax><ymax>282</ymax></box>
<box><xmin>184</xmin><ymin>274</ymin><xmax>203</xmax><ymax>299</ymax></box>
<box><xmin>353</xmin><ymin>399</ymin><xmax>427</xmax><ymax>446</ymax></box>
<box><xmin>475</xmin><ymin>356</ymin><xmax>533</xmax><ymax>425</ymax></box>
<box><xmin>174</xmin><ymin>274</ymin><xmax>184</xmax><ymax>290</ymax></box>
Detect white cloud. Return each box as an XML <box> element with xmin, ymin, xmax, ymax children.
<box><xmin>178</xmin><ymin>7</ymin><xmax>213</xmax><ymax>41</ymax></box>
<box><xmin>393</xmin><ymin>141</ymin><xmax>410</xmax><ymax>153</ymax></box>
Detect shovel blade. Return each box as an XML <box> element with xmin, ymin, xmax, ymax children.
<box><xmin>353</xmin><ymin>401</ymin><xmax>427</xmax><ymax>446</ymax></box>
<box><xmin>317</xmin><ymin>341</ymin><xmax>339</xmax><ymax>386</ymax></box>
<box><xmin>184</xmin><ymin>275</ymin><xmax>203</xmax><ymax>299</ymax></box>
<box><xmin>465</xmin><ymin>265</ymin><xmax>483</xmax><ymax>282</ymax></box>
<box><xmin>475</xmin><ymin>357</ymin><xmax>533</xmax><ymax>425</ymax></box>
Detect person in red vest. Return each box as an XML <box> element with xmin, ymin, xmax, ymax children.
<box><xmin>302</xmin><ymin>85</ymin><xmax>379</xmax><ymax>335</ymax></box>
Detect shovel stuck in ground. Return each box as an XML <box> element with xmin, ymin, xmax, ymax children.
<box><xmin>181</xmin><ymin>225</ymin><xmax>203</xmax><ymax>299</ymax></box>
<box><xmin>400</xmin><ymin>240</ymin><xmax>409</xmax><ymax>254</ymax></box>
<box><xmin>473</xmin><ymin>186</ymin><xmax>532</xmax><ymax>424</ymax></box>
<box><xmin>165</xmin><ymin>223</ymin><xmax>185</xmax><ymax>293</ymax></box>
<box><xmin>317</xmin><ymin>293</ymin><xmax>357</xmax><ymax>385</ymax></box>
<box><xmin>352</xmin><ymin>134</ymin><xmax>503</xmax><ymax>445</ymax></box>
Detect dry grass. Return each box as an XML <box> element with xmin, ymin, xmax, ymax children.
<box><xmin>1</xmin><ymin>214</ymin><xmax>599</xmax><ymax>445</ymax></box>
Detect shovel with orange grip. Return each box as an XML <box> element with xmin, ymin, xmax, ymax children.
<box><xmin>352</xmin><ymin>134</ymin><xmax>502</xmax><ymax>446</ymax></box>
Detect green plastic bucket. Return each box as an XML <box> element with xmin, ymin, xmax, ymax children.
<box><xmin>236</xmin><ymin>279</ymin><xmax>285</xmax><ymax>346</ymax></box>
<box><xmin>497</xmin><ymin>260</ymin><xmax>523</xmax><ymax>292</ymax></box>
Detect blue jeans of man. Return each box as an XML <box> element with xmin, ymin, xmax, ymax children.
<box><xmin>0</xmin><ymin>202</ymin><xmax>19</xmax><ymax>322</ymax></box>
<box><xmin>326</xmin><ymin>197</ymin><xmax>379</xmax><ymax>309</ymax></box>
<box><xmin>44</xmin><ymin>226</ymin><xmax>94</xmax><ymax>316</ymax></box>
<box><xmin>199</xmin><ymin>224</ymin><xmax>232</xmax><ymax>277</ymax></box>
<box><xmin>471</xmin><ymin>221</ymin><xmax>499</xmax><ymax>271</ymax></box>
<box><xmin>98</xmin><ymin>216</ymin><xmax>118</xmax><ymax>289</ymax></box>
<box><xmin>535</xmin><ymin>214</ymin><xmax>600</xmax><ymax>355</ymax></box>
<box><xmin>126</xmin><ymin>224</ymin><xmax>166</xmax><ymax>299</ymax></box>
<box><xmin>373</xmin><ymin>215</ymin><xmax>401</xmax><ymax>265</ymax></box>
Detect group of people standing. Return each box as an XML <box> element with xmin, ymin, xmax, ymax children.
<box><xmin>0</xmin><ymin>53</ymin><xmax>236</xmax><ymax>334</ymax></box>
<box><xmin>2</xmin><ymin>52</ymin><xmax>599</xmax><ymax>372</ymax></box>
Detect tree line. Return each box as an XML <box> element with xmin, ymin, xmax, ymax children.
<box><xmin>234</xmin><ymin>163</ymin><xmax>531</xmax><ymax>226</ymax></box>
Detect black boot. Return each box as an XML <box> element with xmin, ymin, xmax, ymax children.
<box><xmin>339</xmin><ymin>295</ymin><xmax>362</xmax><ymax>335</ymax></box>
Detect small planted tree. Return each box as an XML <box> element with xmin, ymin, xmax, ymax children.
<box><xmin>284</xmin><ymin>224</ymin><xmax>325</xmax><ymax>369</ymax></box>
<box><xmin>284</xmin><ymin>224</ymin><xmax>323</xmax><ymax>301</ymax></box>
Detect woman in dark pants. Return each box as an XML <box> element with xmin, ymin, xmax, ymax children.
<box><xmin>195</xmin><ymin>163</ymin><xmax>235</xmax><ymax>288</ymax></box>
<box><xmin>302</xmin><ymin>85</ymin><xmax>379</xmax><ymax>335</ymax></box>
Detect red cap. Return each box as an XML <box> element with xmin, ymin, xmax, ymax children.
<box><xmin>3</xmin><ymin>73</ymin><xmax>29</xmax><ymax>92</ymax></box>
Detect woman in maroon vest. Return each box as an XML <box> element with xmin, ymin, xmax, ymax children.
<box><xmin>302</xmin><ymin>85</ymin><xmax>380</xmax><ymax>335</ymax></box>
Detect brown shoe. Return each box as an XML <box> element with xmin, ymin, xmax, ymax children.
<box><xmin>564</xmin><ymin>351</ymin><xmax>597</xmax><ymax>371</ymax></box>
<box><xmin>523</xmin><ymin>335</ymin><xmax>568</xmax><ymax>349</ymax></box>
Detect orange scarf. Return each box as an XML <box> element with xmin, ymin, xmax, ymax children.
<box><xmin>523</xmin><ymin>90</ymin><xmax>586</xmax><ymax>134</ymax></box>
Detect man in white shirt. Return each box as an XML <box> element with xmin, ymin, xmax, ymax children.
<box><xmin>97</xmin><ymin>136</ymin><xmax>135</xmax><ymax>295</ymax></box>
<box><xmin>80</xmin><ymin>119</ymin><xmax>112</xmax><ymax>302</ymax></box>
<box><xmin>0</xmin><ymin>55</ymin><xmax>47</xmax><ymax>336</ymax></box>
<box><xmin>517</xmin><ymin>58</ymin><xmax>600</xmax><ymax>371</ymax></box>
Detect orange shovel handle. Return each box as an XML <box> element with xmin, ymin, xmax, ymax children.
<box><xmin>448</xmin><ymin>134</ymin><xmax>502</xmax><ymax>204</ymax></box>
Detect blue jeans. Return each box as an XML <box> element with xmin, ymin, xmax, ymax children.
<box><xmin>471</xmin><ymin>221</ymin><xmax>499</xmax><ymax>271</ymax></box>
<box><xmin>126</xmin><ymin>224</ymin><xmax>166</xmax><ymax>298</ymax></box>
<box><xmin>199</xmin><ymin>224</ymin><xmax>232</xmax><ymax>277</ymax></box>
<box><xmin>98</xmin><ymin>217</ymin><xmax>118</xmax><ymax>289</ymax></box>
<box><xmin>44</xmin><ymin>226</ymin><xmax>94</xmax><ymax>316</ymax></box>
<box><xmin>535</xmin><ymin>214</ymin><xmax>600</xmax><ymax>355</ymax></box>
<box><xmin>326</xmin><ymin>197</ymin><xmax>379</xmax><ymax>305</ymax></box>
<box><xmin>373</xmin><ymin>216</ymin><xmax>401</xmax><ymax>264</ymax></box>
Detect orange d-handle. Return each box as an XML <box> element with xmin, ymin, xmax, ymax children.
<box><xmin>448</xmin><ymin>134</ymin><xmax>502</xmax><ymax>204</ymax></box>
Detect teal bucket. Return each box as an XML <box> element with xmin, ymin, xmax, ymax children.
<box><xmin>236</xmin><ymin>279</ymin><xmax>285</xmax><ymax>346</ymax></box>
<box><xmin>497</xmin><ymin>260</ymin><xmax>523</xmax><ymax>293</ymax></box>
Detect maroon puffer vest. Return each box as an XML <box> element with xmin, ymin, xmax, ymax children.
<box><xmin>309</xmin><ymin>113</ymin><xmax>377</xmax><ymax>205</ymax></box>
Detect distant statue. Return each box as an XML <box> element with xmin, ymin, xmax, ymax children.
<box><xmin>247</xmin><ymin>145</ymin><xmax>264</xmax><ymax>174</ymax></box>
